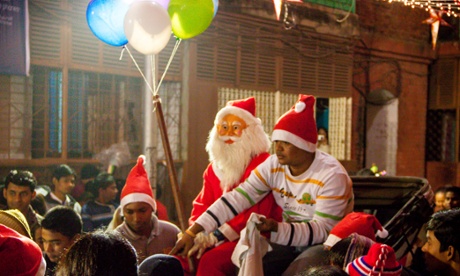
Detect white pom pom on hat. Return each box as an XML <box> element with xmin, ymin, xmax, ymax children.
<box><xmin>324</xmin><ymin>212</ymin><xmax>388</xmax><ymax>248</ymax></box>
<box><xmin>271</xmin><ymin>94</ymin><xmax>318</xmax><ymax>152</ymax></box>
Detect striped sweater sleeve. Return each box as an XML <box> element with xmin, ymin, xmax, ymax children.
<box><xmin>270</xmin><ymin>172</ymin><xmax>353</xmax><ymax>246</ymax></box>
<box><xmin>195</xmin><ymin>160</ymin><xmax>273</xmax><ymax>233</ymax></box>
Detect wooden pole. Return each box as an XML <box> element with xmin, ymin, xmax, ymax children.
<box><xmin>153</xmin><ymin>94</ymin><xmax>187</xmax><ymax>231</ymax></box>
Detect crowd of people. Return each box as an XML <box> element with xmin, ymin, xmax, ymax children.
<box><xmin>1</xmin><ymin>94</ymin><xmax>460</xmax><ymax>276</ymax></box>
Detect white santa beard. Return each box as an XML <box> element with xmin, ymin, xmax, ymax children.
<box><xmin>206</xmin><ymin>124</ymin><xmax>271</xmax><ymax>191</ymax></box>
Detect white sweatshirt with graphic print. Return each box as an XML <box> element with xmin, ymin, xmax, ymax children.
<box><xmin>196</xmin><ymin>150</ymin><xmax>354</xmax><ymax>247</ymax></box>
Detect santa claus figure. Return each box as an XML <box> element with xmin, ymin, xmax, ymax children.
<box><xmin>188</xmin><ymin>97</ymin><xmax>282</xmax><ymax>276</ymax></box>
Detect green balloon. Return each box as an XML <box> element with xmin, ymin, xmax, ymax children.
<box><xmin>168</xmin><ymin>0</ymin><xmax>214</xmax><ymax>40</ymax></box>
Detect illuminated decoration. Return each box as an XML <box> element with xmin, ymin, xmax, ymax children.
<box><xmin>379</xmin><ymin>0</ymin><xmax>460</xmax><ymax>17</ymax></box>
<box><xmin>422</xmin><ymin>9</ymin><xmax>451</xmax><ymax>49</ymax></box>
<box><xmin>379</xmin><ymin>0</ymin><xmax>455</xmax><ymax>50</ymax></box>
<box><xmin>272</xmin><ymin>0</ymin><xmax>302</xmax><ymax>21</ymax></box>
<box><xmin>273</xmin><ymin>0</ymin><xmax>282</xmax><ymax>20</ymax></box>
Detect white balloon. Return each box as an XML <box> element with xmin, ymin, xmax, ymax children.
<box><xmin>124</xmin><ymin>1</ymin><xmax>172</xmax><ymax>55</ymax></box>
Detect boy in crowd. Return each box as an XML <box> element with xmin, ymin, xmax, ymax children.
<box><xmin>1</xmin><ymin>170</ymin><xmax>43</xmax><ymax>240</ymax></box>
<box><xmin>43</xmin><ymin>164</ymin><xmax>81</xmax><ymax>214</ymax></box>
<box><xmin>115</xmin><ymin>155</ymin><xmax>181</xmax><ymax>263</ymax></box>
<box><xmin>81</xmin><ymin>172</ymin><xmax>119</xmax><ymax>232</ymax></box>
<box><xmin>41</xmin><ymin>206</ymin><xmax>82</xmax><ymax>275</ymax></box>
<box><xmin>422</xmin><ymin>208</ymin><xmax>460</xmax><ymax>276</ymax></box>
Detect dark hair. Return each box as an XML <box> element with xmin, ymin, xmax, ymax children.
<box><xmin>88</xmin><ymin>172</ymin><xmax>116</xmax><ymax>197</ymax></box>
<box><xmin>328</xmin><ymin>233</ymin><xmax>373</xmax><ymax>270</ymax></box>
<box><xmin>80</xmin><ymin>164</ymin><xmax>100</xmax><ymax>180</ymax></box>
<box><xmin>56</xmin><ymin>230</ymin><xmax>137</xmax><ymax>276</ymax></box>
<box><xmin>42</xmin><ymin>206</ymin><xmax>82</xmax><ymax>238</ymax></box>
<box><xmin>434</xmin><ymin>186</ymin><xmax>448</xmax><ymax>194</ymax></box>
<box><xmin>328</xmin><ymin>237</ymin><xmax>352</xmax><ymax>268</ymax></box>
<box><xmin>4</xmin><ymin>170</ymin><xmax>37</xmax><ymax>191</ymax></box>
<box><xmin>53</xmin><ymin>164</ymin><xmax>76</xmax><ymax>180</ymax></box>
<box><xmin>317</xmin><ymin>127</ymin><xmax>328</xmax><ymax>137</ymax></box>
<box><xmin>445</xmin><ymin>186</ymin><xmax>460</xmax><ymax>196</ymax></box>
<box><xmin>138</xmin><ymin>254</ymin><xmax>184</xmax><ymax>276</ymax></box>
<box><xmin>296</xmin><ymin>265</ymin><xmax>348</xmax><ymax>276</ymax></box>
<box><xmin>31</xmin><ymin>193</ymin><xmax>47</xmax><ymax>216</ymax></box>
<box><xmin>426</xmin><ymin>208</ymin><xmax>460</xmax><ymax>253</ymax></box>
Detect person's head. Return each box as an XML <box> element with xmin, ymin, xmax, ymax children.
<box><xmin>120</xmin><ymin>155</ymin><xmax>156</xmax><ymax>236</ymax></box>
<box><xmin>34</xmin><ymin>225</ymin><xmax>44</xmax><ymax>252</ymax></box>
<box><xmin>55</xmin><ymin>230</ymin><xmax>137</xmax><ymax>276</ymax></box>
<box><xmin>421</xmin><ymin>208</ymin><xmax>460</xmax><ymax>275</ymax></box>
<box><xmin>434</xmin><ymin>186</ymin><xmax>447</xmax><ymax>212</ymax></box>
<box><xmin>443</xmin><ymin>186</ymin><xmax>460</xmax><ymax>210</ymax></box>
<box><xmin>51</xmin><ymin>164</ymin><xmax>76</xmax><ymax>196</ymax></box>
<box><xmin>91</xmin><ymin>172</ymin><xmax>118</xmax><ymax>203</ymax></box>
<box><xmin>80</xmin><ymin>163</ymin><xmax>100</xmax><ymax>184</ymax></box>
<box><xmin>328</xmin><ymin>233</ymin><xmax>374</xmax><ymax>270</ymax></box>
<box><xmin>138</xmin><ymin>254</ymin><xmax>184</xmax><ymax>276</ymax></box>
<box><xmin>0</xmin><ymin>209</ymin><xmax>32</xmax><ymax>239</ymax></box>
<box><xmin>317</xmin><ymin>127</ymin><xmax>328</xmax><ymax>144</ymax></box>
<box><xmin>206</xmin><ymin>97</ymin><xmax>271</xmax><ymax>190</ymax></box>
<box><xmin>346</xmin><ymin>243</ymin><xmax>402</xmax><ymax>276</ymax></box>
<box><xmin>271</xmin><ymin>95</ymin><xmax>317</xmax><ymax>172</ymax></box>
<box><xmin>0</xmin><ymin>224</ymin><xmax>47</xmax><ymax>276</ymax></box>
<box><xmin>41</xmin><ymin>206</ymin><xmax>82</xmax><ymax>263</ymax></box>
<box><xmin>3</xmin><ymin>170</ymin><xmax>37</xmax><ymax>214</ymax></box>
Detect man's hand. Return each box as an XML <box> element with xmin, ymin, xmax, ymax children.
<box><xmin>169</xmin><ymin>232</ymin><xmax>195</xmax><ymax>257</ymax></box>
<box><xmin>256</xmin><ymin>217</ymin><xmax>278</xmax><ymax>232</ymax></box>
<box><xmin>170</xmin><ymin>224</ymin><xmax>205</xmax><ymax>257</ymax></box>
<box><xmin>188</xmin><ymin>232</ymin><xmax>218</xmax><ymax>259</ymax></box>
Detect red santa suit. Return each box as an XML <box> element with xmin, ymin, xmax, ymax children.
<box><xmin>191</xmin><ymin>153</ymin><xmax>282</xmax><ymax>276</ymax></box>
<box><xmin>188</xmin><ymin>97</ymin><xmax>283</xmax><ymax>276</ymax></box>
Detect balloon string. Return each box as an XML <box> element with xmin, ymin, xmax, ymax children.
<box><xmin>151</xmin><ymin>54</ymin><xmax>157</xmax><ymax>96</ymax></box>
<box><xmin>154</xmin><ymin>38</ymin><xmax>182</xmax><ymax>95</ymax></box>
<box><xmin>124</xmin><ymin>46</ymin><xmax>154</xmax><ymax>95</ymax></box>
<box><xmin>119</xmin><ymin>47</ymin><xmax>125</xmax><ymax>61</ymax></box>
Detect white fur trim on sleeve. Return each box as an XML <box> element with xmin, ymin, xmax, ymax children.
<box><xmin>219</xmin><ymin>223</ymin><xmax>240</xmax><ymax>242</ymax></box>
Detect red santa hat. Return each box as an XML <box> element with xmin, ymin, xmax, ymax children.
<box><xmin>346</xmin><ymin>243</ymin><xmax>402</xmax><ymax>276</ymax></box>
<box><xmin>324</xmin><ymin>212</ymin><xmax>388</xmax><ymax>248</ymax></box>
<box><xmin>0</xmin><ymin>224</ymin><xmax>47</xmax><ymax>276</ymax></box>
<box><xmin>120</xmin><ymin>155</ymin><xmax>156</xmax><ymax>213</ymax></box>
<box><xmin>271</xmin><ymin>94</ymin><xmax>317</xmax><ymax>152</ymax></box>
<box><xmin>214</xmin><ymin>97</ymin><xmax>261</xmax><ymax>126</ymax></box>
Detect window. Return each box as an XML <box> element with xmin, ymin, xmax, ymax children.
<box><xmin>218</xmin><ymin>88</ymin><xmax>352</xmax><ymax>160</ymax></box>
<box><xmin>32</xmin><ymin>66</ymin><xmax>144</xmax><ymax>159</ymax></box>
<box><xmin>32</xmin><ymin>67</ymin><xmax>62</xmax><ymax>158</ymax></box>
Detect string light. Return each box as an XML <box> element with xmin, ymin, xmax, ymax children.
<box><xmin>379</xmin><ymin>0</ymin><xmax>460</xmax><ymax>17</ymax></box>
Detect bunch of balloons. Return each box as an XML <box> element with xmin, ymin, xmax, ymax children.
<box><xmin>86</xmin><ymin>0</ymin><xmax>219</xmax><ymax>55</ymax></box>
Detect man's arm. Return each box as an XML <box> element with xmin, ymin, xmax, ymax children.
<box><xmin>194</xmin><ymin>161</ymin><xmax>274</xmax><ymax>234</ymax></box>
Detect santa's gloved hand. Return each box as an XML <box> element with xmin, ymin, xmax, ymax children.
<box><xmin>187</xmin><ymin>232</ymin><xmax>218</xmax><ymax>259</ymax></box>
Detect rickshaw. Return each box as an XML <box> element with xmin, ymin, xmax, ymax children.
<box><xmin>351</xmin><ymin>176</ymin><xmax>434</xmax><ymax>261</ymax></box>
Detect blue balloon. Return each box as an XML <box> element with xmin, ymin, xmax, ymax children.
<box><xmin>86</xmin><ymin>0</ymin><xmax>130</xmax><ymax>47</ymax></box>
<box><xmin>213</xmin><ymin>0</ymin><xmax>219</xmax><ymax>17</ymax></box>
